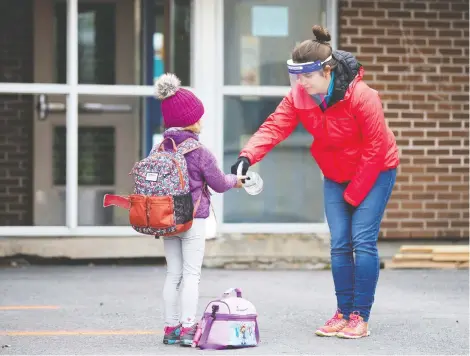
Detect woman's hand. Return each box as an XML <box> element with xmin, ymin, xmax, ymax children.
<box><xmin>231</xmin><ymin>157</ymin><xmax>251</xmax><ymax>181</ymax></box>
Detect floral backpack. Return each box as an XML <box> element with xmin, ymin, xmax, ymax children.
<box><xmin>103</xmin><ymin>137</ymin><xmax>203</xmax><ymax>237</ymax></box>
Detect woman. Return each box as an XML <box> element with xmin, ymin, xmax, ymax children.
<box><xmin>231</xmin><ymin>25</ymin><xmax>399</xmax><ymax>339</ymax></box>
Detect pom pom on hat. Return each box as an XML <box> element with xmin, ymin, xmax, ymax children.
<box><xmin>155</xmin><ymin>73</ymin><xmax>181</xmax><ymax>100</ymax></box>
<box><xmin>155</xmin><ymin>72</ymin><xmax>205</xmax><ymax>129</ymax></box>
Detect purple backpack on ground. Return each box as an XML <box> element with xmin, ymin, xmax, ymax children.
<box><xmin>192</xmin><ymin>288</ymin><xmax>260</xmax><ymax>350</ymax></box>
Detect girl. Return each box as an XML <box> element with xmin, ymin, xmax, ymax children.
<box><xmin>231</xmin><ymin>25</ymin><xmax>399</xmax><ymax>339</ymax></box>
<box><xmin>154</xmin><ymin>73</ymin><xmax>244</xmax><ymax>346</ymax></box>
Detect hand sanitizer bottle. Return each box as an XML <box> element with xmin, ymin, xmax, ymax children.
<box><xmin>237</xmin><ymin>162</ymin><xmax>264</xmax><ymax>196</ymax></box>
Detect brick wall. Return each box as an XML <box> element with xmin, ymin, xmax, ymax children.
<box><xmin>0</xmin><ymin>0</ymin><xmax>34</xmax><ymax>225</ymax></box>
<box><xmin>340</xmin><ymin>0</ymin><xmax>469</xmax><ymax>239</ymax></box>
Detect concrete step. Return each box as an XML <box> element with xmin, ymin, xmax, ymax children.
<box><xmin>0</xmin><ymin>234</ymin><xmax>466</xmax><ymax>269</ymax></box>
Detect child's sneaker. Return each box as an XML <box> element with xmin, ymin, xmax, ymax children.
<box><xmin>180</xmin><ymin>323</ymin><xmax>198</xmax><ymax>346</ymax></box>
<box><xmin>163</xmin><ymin>324</ymin><xmax>181</xmax><ymax>345</ymax></box>
<box><xmin>315</xmin><ymin>309</ymin><xmax>348</xmax><ymax>337</ymax></box>
<box><xmin>336</xmin><ymin>312</ymin><xmax>370</xmax><ymax>339</ymax></box>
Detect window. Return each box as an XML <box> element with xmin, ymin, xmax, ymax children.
<box><xmin>150</xmin><ymin>0</ymin><xmax>192</xmax><ymax>86</ymax></box>
<box><xmin>55</xmin><ymin>2</ymin><xmax>116</xmax><ymax>84</ymax></box>
<box><xmin>224</xmin><ymin>0</ymin><xmax>327</xmax><ymax>86</ymax></box>
<box><xmin>53</xmin><ymin>126</ymin><xmax>115</xmax><ymax>186</ymax></box>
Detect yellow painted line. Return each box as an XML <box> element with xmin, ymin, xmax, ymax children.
<box><xmin>0</xmin><ymin>330</ymin><xmax>162</xmax><ymax>336</ymax></box>
<box><xmin>0</xmin><ymin>305</ymin><xmax>60</xmax><ymax>310</ymax></box>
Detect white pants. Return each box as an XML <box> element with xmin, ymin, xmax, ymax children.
<box><xmin>162</xmin><ymin>218</ymin><xmax>206</xmax><ymax>327</ymax></box>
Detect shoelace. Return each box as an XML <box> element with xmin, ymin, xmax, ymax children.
<box><xmin>347</xmin><ymin>315</ymin><xmax>361</xmax><ymax>328</ymax></box>
<box><xmin>325</xmin><ymin>314</ymin><xmax>341</xmax><ymax>326</ymax></box>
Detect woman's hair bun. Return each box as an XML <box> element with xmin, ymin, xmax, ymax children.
<box><xmin>312</xmin><ymin>25</ymin><xmax>331</xmax><ymax>43</ymax></box>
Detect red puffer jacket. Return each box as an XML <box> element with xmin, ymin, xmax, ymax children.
<box><xmin>239</xmin><ymin>50</ymin><xmax>399</xmax><ymax>207</ymax></box>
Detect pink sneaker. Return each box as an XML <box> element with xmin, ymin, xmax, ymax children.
<box><xmin>336</xmin><ymin>312</ymin><xmax>370</xmax><ymax>339</ymax></box>
<box><xmin>315</xmin><ymin>309</ymin><xmax>349</xmax><ymax>337</ymax></box>
<box><xmin>180</xmin><ymin>323</ymin><xmax>198</xmax><ymax>347</ymax></box>
<box><xmin>163</xmin><ymin>324</ymin><xmax>181</xmax><ymax>345</ymax></box>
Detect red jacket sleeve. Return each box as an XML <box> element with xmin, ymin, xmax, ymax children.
<box><xmin>343</xmin><ymin>85</ymin><xmax>388</xmax><ymax>207</ymax></box>
<box><xmin>239</xmin><ymin>93</ymin><xmax>298</xmax><ymax>165</ymax></box>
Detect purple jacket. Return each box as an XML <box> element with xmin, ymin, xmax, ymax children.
<box><xmin>157</xmin><ymin>130</ymin><xmax>237</xmax><ymax>218</ymax></box>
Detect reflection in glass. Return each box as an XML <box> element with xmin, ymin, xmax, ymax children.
<box><xmin>224</xmin><ymin>0</ymin><xmax>327</xmax><ymax>86</ymax></box>
<box><xmin>151</xmin><ymin>0</ymin><xmax>192</xmax><ymax>86</ymax></box>
<box><xmin>53</xmin><ymin>127</ymin><xmax>116</xmax><ymax>226</ymax></box>
<box><xmin>55</xmin><ymin>2</ymin><xmax>116</xmax><ymax>84</ymax></box>
<box><xmin>223</xmin><ymin>96</ymin><xmax>324</xmax><ymax>223</ymax></box>
<box><xmin>53</xmin><ymin>127</ymin><xmax>115</xmax><ymax>186</ymax></box>
<box><xmin>172</xmin><ymin>0</ymin><xmax>192</xmax><ymax>86</ymax></box>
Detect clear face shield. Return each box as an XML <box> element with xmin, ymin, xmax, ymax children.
<box><xmin>287</xmin><ymin>55</ymin><xmax>332</xmax><ymax>99</ymax></box>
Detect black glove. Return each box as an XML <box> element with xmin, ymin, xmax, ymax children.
<box><xmin>231</xmin><ymin>156</ymin><xmax>251</xmax><ymax>180</ymax></box>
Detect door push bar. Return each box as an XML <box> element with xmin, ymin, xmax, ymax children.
<box><xmin>36</xmin><ymin>94</ymin><xmax>133</xmax><ymax>120</ymax></box>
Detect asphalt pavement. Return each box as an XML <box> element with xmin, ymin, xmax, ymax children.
<box><xmin>0</xmin><ymin>266</ymin><xmax>468</xmax><ymax>355</ymax></box>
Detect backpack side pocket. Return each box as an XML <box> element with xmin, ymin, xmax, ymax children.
<box><xmin>129</xmin><ymin>195</ymin><xmax>148</xmax><ymax>227</ymax></box>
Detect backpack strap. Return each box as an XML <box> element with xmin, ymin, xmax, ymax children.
<box><xmin>156</xmin><ymin>137</ymin><xmax>177</xmax><ymax>152</ymax></box>
<box><xmin>197</xmin><ymin>312</ymin><xmax>216</xmax><ymax>349</ymax></box>
<box><xmin>176</xmin><ymin>138</ymin><xmax>204</xmax><ymax>217</ymax></box>
<box><xmin>192</xmin><ymin>182</ymin><xmax>207</xmax><ymax>218</ymax></box>
<box><xmin>176</xmin><ymin>137</ymin><xmax>202</xmax><ymax>155</ymax></box>
<box><xmin>103</xmin><ymin>194</ymin><xmax>130</xmax><ymax>209</ymax></box>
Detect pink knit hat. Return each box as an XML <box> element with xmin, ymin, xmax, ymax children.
<box><xmin>155</xmin><ymin>73</ymin><xmax>204</xmax><ymax>128</ymax></box>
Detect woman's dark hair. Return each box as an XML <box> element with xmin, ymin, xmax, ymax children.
<box><xmin>291</xmin><ymin>25</ymin><xmax>337</xmax><ymax>69</ymax></box>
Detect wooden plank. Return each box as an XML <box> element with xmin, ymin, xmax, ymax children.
<box><xmin>458</xmin><ymin>262</ymin><xmax>469</xmax><ymax>269</ymax></box>
<box><xmin>432</xmin><ymin>246</ymin><xmax>469</xmax><ymax>254</ymax></box>
<box><xmin>399</xmin><ymin>245</ymin><xmax>442</xmax><ymax>254</ymax></box>
<box><xmin>432</xmin><ymin>253</ymin><xmax>469</xmax><ymax>262</ymax></box>
<box><xmin>385</xmin><ymin>260</ymin><xmax>458</xmax><ymax>269</ymax></box>
<box><xmin>392</xmin><ymin>253</ymin><xmax>433</xmax><ymax>261</ymax></box>
<box><xmin>399</xmin><ymin>245</ymin><xmax>469</xmax><ymax>254</ymax></box>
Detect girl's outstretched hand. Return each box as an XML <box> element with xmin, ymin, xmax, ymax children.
<box><xmin>235</xmin><ymin>176</ymin><xmax>248</xmax><ymax>188</ymax></box>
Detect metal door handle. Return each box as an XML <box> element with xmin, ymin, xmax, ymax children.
<box><xmin>80</xmin><ymin>103</ymin><xmax>133</xmax><ymax>113</ymax></box>
<box><xmin>36</xmin><ymin>94</ymin><xmax>133</xmax><ymax>120</ymax></box>
<box><xmin>37</xmin><ymin>94</ymin><xmax>64</xmax><ymax>120</ymax></box>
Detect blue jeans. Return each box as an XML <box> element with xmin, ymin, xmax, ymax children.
<box><xmin>324</xmin><ymin>169</ymin><xmax>396</xmax><ymax>322</ymax></box>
